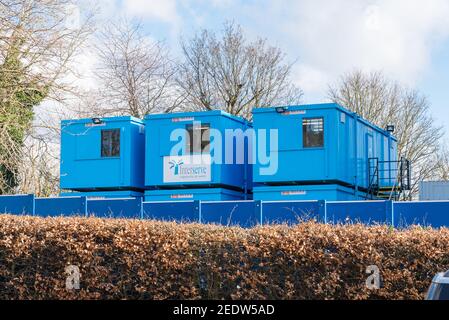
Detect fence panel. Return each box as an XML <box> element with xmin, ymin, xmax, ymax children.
<box><xmin>87</xmin><ymin>198</ymin><xmax>142</xmax><ymax>219</ymax></box>
<box><xmin>261</xmin><ymin>201</ymin><xmax>324</xmax><ymax>225</ymax></box>
<box><xmin>35</xmin><ymin>197</ymin><xmax>87</xmax><ymax>217</ymax></box>
<box><xmin>3</xmin><ymin>193</ymin><xmax>449</xmax><ymax>230</ymax></box>
<box><xmin>143</xmin><ymin>201</ymin><xmax>199</xmax><ymax>223</ymax></box>
<box><xmin>201</xmin><ymin>201</ymin><xmax>260</xmax><ymax>228</ymax></box>
<box><xmin>393</xmin><ymin>201</ymin><xmax>449</xmax><ymax>228</ymax></box>
<box><xmin>326</xmin><ymin>201</ymin><xmax>391</xmax><ymax>225</ymax></box>
<box><xmin>0</xmin><ymin>194</ymin><xmax>34</xmax><ymax>215</ymax></box>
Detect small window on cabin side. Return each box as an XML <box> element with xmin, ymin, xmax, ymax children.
<box><xmin>101</xmin><ymin>129</ymin><xmax>120</xmax><ymax>157</ymax></box>
<box><xmin>186</xmin><ymin>123</ymin><xmax>210</xmax><ymax>154</ymax></box>
<box><xmin>302</xmin><ymin>118</ymin><xmax>324</xmax><ymax>148</ymax></box>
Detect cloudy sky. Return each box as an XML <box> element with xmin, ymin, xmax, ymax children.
<box><xmin>78</xmin><ymin>0</ymin><xmax>449</xmax><ymax>141</ymax></box>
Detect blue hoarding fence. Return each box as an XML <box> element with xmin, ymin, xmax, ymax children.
<box><xmin>326</xmin><ymin>200</ymin><xmax>393</xmax><ymax>225</ymax></box>
<box><xmin>1</xmin><ymin>194</ymin><xmax>449</xmax><ymax>228</ymax></box>
<box><xmin>143</xmin><ymin>200</ymin><xmax>200</xmax><ymax>223</ymax></box>
<box><xmin>87</xmin><ymin>197</ymin><xmax>142</xmax><ymax>219</ymax></box>
<box><xmin>393</xmin><ymin>201</ymin><xmax>449</xmax><ymax>228</ymax></box>
<box><xmin>0</xmin><ymin>194</ymin><xmax>35</xmax><ymax>215</ymax></box>
<box><xmin>35</xmin><ymin>196</ymin><xmax>87</xmax><ymax>217</ymax></box>
<box><xmin>261</xmin><ymin>200</ymin><xmax>326</xmax><ymax>225</ymax></box>
<box><xmin>201</xmin><ymin>201</ymin><xmax>260</xmax><ymax>228</ymax></box>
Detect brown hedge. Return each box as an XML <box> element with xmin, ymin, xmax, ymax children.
<box><xmin>1</xmin><ymin>214</ymin><xmax>448</xmax><ymax>300</ymax></box>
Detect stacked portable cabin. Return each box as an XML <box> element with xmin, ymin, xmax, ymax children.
<box><xmin>251</xmin><ymin>103</ymin><xmax>406</xmax><ymax>201</ymax></box>
<box><xmin>58</xmin><ymin>103</ymin><xmax>409</xmax><ymax>202</ymax></box>
<box><xmin>60</xmin><ymin>116</ymin><xmax>145</xmax><ymax>198</ymax></box>
<box><xmin>144</xmin><ymin>110</ymin><xmax>252</xmax><ymax>201</ymax></box>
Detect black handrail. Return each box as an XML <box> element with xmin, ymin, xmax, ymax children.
<box><xmin>367</xmin><ymin>157</ymin><xmax>411</xmax><ymax>200</ymax></box>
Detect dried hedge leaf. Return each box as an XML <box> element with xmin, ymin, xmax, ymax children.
<box><xmin>0</xmin><ymin>214</ymin><xmax>448</xmax><ymax>300</ymax></box>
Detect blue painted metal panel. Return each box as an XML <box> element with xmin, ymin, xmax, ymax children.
<box><xmin>201</xmin><ymin>201</ymin><xmax>260</xmax><ymax>227</ymax></box>
<box><xmin>60</xmin><ymin>190</ymin><xmax>143</xmax><ymax>199</ymax></box>
<box><xmin>144</xmin><ymin>111</ymin><xmax>252</xmax><ymax>193</ymax></box>
<box><xmin>144</xmin><ymin>188</ymin><xmax>244</xmax><ymax>201</ymax></box>
<box><xmin>87</xmin><ymin>197</ymin><xmax>142</xmax><ymax>219</ymax></box>
<box><xmin>253</xmin><ymin>184</ymin><xmax>366</xmax><ymax>201</ymax></box>
<box><xmin>394</xmin><ymin>201</ymin><xmax>449</xmax><ymax>228</ymax></box>
<box><xmin>0</xmin><ymin>194</ymin><xmax>34</xmax><ymax>215</ymax></box>
<box><xmin>5</xmin><ymin>191</ymin><xmax>449</xmax><ymax>229</ymax></box>
<box><xmin>35</xmin><ymin>197</ymin><xmax>87</xmax><ymax>217</ymax></box>
<box><xmin>60</xmin><ymin>116</ymin><xmax>145</xmax><ymax>191</ymax></box>
<box><xmin>262</xmin><ymin>200</ymin><xmax>324</xmax><ymax>225</ymax></box>
<box><xmin>252</xmin><ymin>103</ymin><xmax>397</xmax><ymax>193</ymax></box>
<box><xmin>327</xmin><ymin>201</ymin><xmax>391</xmax><ymax>225</ymax></box>
<box><xmin>143</xmin><ymin>201</ymin><xmax>199</xmax><ymax>223</ymax></box>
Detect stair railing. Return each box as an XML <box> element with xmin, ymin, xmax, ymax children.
<box><xmin>366</xmin><ymin>157</ymin><xmax>411</xmax><ymax>201</ymax></box>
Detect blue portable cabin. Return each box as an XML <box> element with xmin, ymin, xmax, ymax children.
<box><xmin>60</xmin><ymin>116</ymin><xmax>145</xmax><ymax>197</ymax></box>
<box><xmin>252</xmin><ymin>103</ymin><xmax>403</xmax><ymax>201</ymax></box>
<box><xmin>144</xmin><ymin>110</ymin><xmax>252</xmax><ymax>201</ymax></box>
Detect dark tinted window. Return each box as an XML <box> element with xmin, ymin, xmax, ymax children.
<box><xmin>303</xmin><ymin>118</ymin><xmax>324</xmax><ymax>148</ymax></box>
<box><xmin>186</xmin><ymin>123</ymin><xmax>210</xmax><ymax>154</ymax></box>
<box><xmin>101</xmin><ymin>129</ymin><xmax>120</xmax><ymax>157</ymax></box>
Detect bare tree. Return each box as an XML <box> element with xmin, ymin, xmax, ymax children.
<box><xmin>178</xmin><ymin>21</ymin><xmax>303</xmax><ymax>119</ymax></box>
<box><xmin>17</xmin><ymin>134</ymin><xmax>60</xmax><ymax>196</ymax></box>
<box><xmin>328</xmin><ymin>70</ymin><xmax>445</xmax><ymax>199</ymax></box>
<box><xmin>94</xmin><ymin>20</ymin><xmax>182</xmax><ymax>118</ymax></box>
<box><xmin>434</xmin><ymin>145</ymin><xmax>449</xmax><ymax>181</ymax></box>
<box><xmin>0</xmin><ymin>0</ymin><xmax>94</xmax><ymax>194</ymax></box>
<box><xmin>0</xmin><ymin>0</ymin><xmax>94</xmax><ymax>99</ymax></box>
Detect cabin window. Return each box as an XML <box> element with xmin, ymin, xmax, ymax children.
<box><xmin>101</xmin><ymin>129</ymin><xmax>120</xmax><ymax>157</ymax></box>
<box><xmin>186</xmin><ymin>123</ymin><xmax>210</xmax><ymax>153</ymax></box>
<box><xmin>303</xmin><ymin>118</ymin><xmax>324</xmax><ymax>148</ymax></box>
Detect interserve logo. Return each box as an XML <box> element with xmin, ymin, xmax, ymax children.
<box><xmin>169</xmin><ymin>159</ymin><xmax>184</xmax><ymax>175</ymax></box>
<box><xmin>164</xmin><ymin>155</ymin><xmax>211</xmax><ymax>183</ymax></box>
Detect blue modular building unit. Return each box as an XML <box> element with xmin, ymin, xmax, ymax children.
<box><xmin>60</xmin><ymin>116</ymin><xmax>145</xmax><ymax>193</ymax></box>
<box><xmin>144</xmin><ymin>110</ymin><xmax>252</xmax><ymax>200</ymax></box>
<box><xmin>252</xmin><ymin>103</ymin><xmax>410</xmax><ymax>201</ymax></box>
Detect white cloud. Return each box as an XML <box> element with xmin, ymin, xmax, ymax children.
<box><xmin>122</xmin><ymin>0</ymin><xmax>179</xmax><ymax>25</ymax></box>
<box><xmin>292</xmin><ymin>64</ymin><xmax>331</xmax><ymax>102</ymax></box>
<box><xmin>65</xmin><ymin>0</ymin><xmax>449</xmax><ymax>104</ymax></box>
<box><xmin>209</xmin><ymin>0</ymin><xmax>235</xmax><ymax>8</ymax></box>
<box><xmin>71</xmin><ymin>48</ymin><xmax>99</xmax><ymax>90</ymax></box>
<box><xmin>275</xmin><ymin>0</ymin><xmax>449</xmax><ymax>98</ymax></box>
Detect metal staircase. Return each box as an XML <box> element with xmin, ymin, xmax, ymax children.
<box><xmin>366</xmin><ymin>157</ymin><xmax>411</xmax><ymax>201</ymax></box>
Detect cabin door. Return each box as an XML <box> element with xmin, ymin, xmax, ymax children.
<box><xmin>366</xmin><ymin>133</ymin><xmax>374</xmax><ymax>186</ymax></box>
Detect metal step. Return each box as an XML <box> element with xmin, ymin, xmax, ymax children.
<box><xmin>378</xmin><ymin>186</ymin><xmax>401</xmax><ymax>192</ymax></box>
